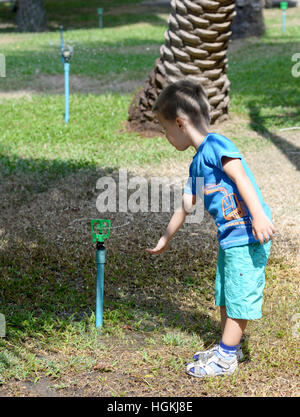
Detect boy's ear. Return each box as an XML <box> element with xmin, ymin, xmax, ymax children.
<box><xmin>175</xmin><ymin>116</ymin><xmax>185</xmax><ymax>131</ymax></box>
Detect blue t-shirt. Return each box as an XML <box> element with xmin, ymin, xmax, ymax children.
<box><xmin>184</xmin><ymin>132</ymin><xmax>272</xmax><ymax>249</ymax></box>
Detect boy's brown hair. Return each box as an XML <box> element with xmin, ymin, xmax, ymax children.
<box><xmin>153</xmin><ymin>79</ymin><xmax>211</xmax><ymax>129</ymax></box>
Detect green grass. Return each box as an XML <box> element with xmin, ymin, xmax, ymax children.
<box><xmin>0</xmin><ymin>8</ymin><xmax>299</xmax><ymax>180</ymax></box>
<box><xmin>0</xmin><ymin>25</ymin><xmax>165</xmax><ymax>81</ymax></box>
<box><xmin>0</xmin><ymin>94</ymin><xmax>182</xmax><ymax>174</ymax></box>
<box><xmin>228</xmin><ymin>11</ymin><xmax>300</xmax><ymax>130</ymax></box>
<box><xmin>0</xmin><ymin>3</ymin><xmax>299</xmax><ymax>397</ymax></box>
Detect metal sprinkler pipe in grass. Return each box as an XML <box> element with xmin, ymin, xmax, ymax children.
<box><xmin>280</xmin><ymin>2</ymin><xmax>288</xmax><ymax>34</ymax></box>
<box><xmin>97</xmin><ymin>8</ymin><xmax>103</xmax><ymax>29</ymax></box>
<box><xmin>60</xmin><ymin>25</ymin><xmax>64</xmax><ymax>63</ymax></box>
<box><xmin>60</xmin><ymin>27</ymin><xmax>73</xmax><ymax>124</ymax></box>
<box><xmin>91</xmin><ymin>219</ymin><xmax>111</xmax><ymax>331</ymax></box>
<box><xmin>62</xmin><ymin>46</ymin><xmax>73</xmax><ymax>124</ymax></box>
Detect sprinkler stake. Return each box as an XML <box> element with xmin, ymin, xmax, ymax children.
<box><xmin>91</xmin><ymin>219</ymin><xmax>111</xmax><ymax>331</ymax></box>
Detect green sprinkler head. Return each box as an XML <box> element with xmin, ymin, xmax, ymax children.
<box><xmin>91</xmin><ymin>219</ymin><xmax>111</xmax><ymax>244</ymax></box>
<box><xmin>280</xmin><ymin>1</ymin><xmax>288</xmax><ymax>10</ymax></box>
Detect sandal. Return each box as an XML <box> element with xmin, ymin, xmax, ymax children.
<box><xmin>193</xmin><ymin>344</ymin><xmax>244</xmax><ymax>362</ymax></box>
<box><xmin>186</xmin><ymin>351</ymin><xmax>238</xmax><ymax>378</ymax></box>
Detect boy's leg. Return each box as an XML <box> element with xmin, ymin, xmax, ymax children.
<box><xmin>187</xmin><ymin>316</ymin><xmax>245</xmax><ymax>377</ymax></box>
<box><xmin>192</xmin><ymin>307</ymin><xmax>244</xmax><ymax>362</ymax></box>
<box><xmin>187</xmin><ymin>314</ymin><xmax>241</xmax><ymax>377</ymax></box>
<box><xmin>220</xmin><ymin>306</ymin><xmax>227</xmax><ymax>334</ymax></box>
<box><xmin>187</xmin><ymin>242</ymin><xmax>271</xmax><ymax>377</ymax></box>
<box><xmin>222</xmin><ymin>317</ymin><xmax>247</xmax><ymax>346</ymax></box>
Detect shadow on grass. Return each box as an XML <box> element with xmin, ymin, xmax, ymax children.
<box><xmin>247</xmin><ymin>100</ymin><xmax>300</xmax><ymax>171</ymax></box>
<box><xmin>227</xmin><ymin>36</ymin><xmax>300</xmax><ymax>170</ymax></box>
<box><xmin>0</xmin><ymin>1</ymin><xmax>169</xmax><ymax>34</ymax></box>
<box><xmin>0</xmin><ymin>152</ymin><xmax>221</xmax><ymax>350</ymax></box>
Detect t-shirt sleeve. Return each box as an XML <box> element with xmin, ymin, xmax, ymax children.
<box><xmin>184</xmin><ymin>162</ymin><xmax>203</xmax><ymax>197</ymax></box>
<box><xmin>204</xmin><ymin>135</ymin><xmax>242</xmax><ymax>171</ymax></box>
<box><xmin>184</xmin><ymin>162</ymin><xmax>195</xmax><ymax>195</ymax></box>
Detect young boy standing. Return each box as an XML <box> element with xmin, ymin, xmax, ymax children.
<box><xmin>146</xmin><ymin>80</ymin><xmax>275</xmax><ymax>377</ymax></box>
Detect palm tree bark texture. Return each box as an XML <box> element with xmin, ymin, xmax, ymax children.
<box><xmin>128</xmin><ymin>0</ymin><xmax>264</xmax><ymax>134</ymax></box>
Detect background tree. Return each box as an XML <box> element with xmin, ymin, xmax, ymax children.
<box><xmin>263</xmin><ymin>0</ymin><xmax>273</xmax><ymax>7</ymax></box>
<box><xmin>128</xmin><ymin>0</ymin><xmax>265</xmax><ymax>134</ymax></box>
<box><xmin>16</xmin><ymin>0</ymin><xmax>47</xmax><ymax>32</ymax></box>
<box><xmin>231</xmin><ymin>0</ymin><xmax>265</xmax><ymax>39</ymax></box>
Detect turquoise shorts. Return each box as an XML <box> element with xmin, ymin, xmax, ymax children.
<box><xmin>215</xmin><ymin>240</ymin><xmax>272</xmax><ymax>320</ymax></box>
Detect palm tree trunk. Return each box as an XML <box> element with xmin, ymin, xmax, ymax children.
<box><xmin>128</xmin><ymin>0</ymin><xmax>237</xmax><ymax>134</ymax></box>
<box><xmin>16</xmin><ymin>0</ymin><xmax>47</xmax><ymax>32</ymax></box>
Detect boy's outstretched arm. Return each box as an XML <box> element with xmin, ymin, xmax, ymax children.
<box><xmin>222</xmin><ymin>157</ymin><xmax>276</xmax><ymax>244</ymax></box>
<box><xmin>146</xmin><ymin>193</ymin><xmax>196</xmax><ymax>255</ymax></box>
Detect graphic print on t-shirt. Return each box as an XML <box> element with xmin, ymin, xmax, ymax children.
<box><xmin>203</xmin><ymin>183</ymin><xmax>248</xmax><ymax>221</ymax></box>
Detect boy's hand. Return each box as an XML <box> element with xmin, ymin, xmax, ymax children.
<box><xmin>146</xmin><ymin>236</ymin><xmax>169</xmax><ymax>255</ymax></box>
<box><xmin>146</xmin><ymin>194</ymin><xmax>193</xmax><ymax>255</ymax></box>
<box><xmin>252</xmin><ymin>213</ymin><xmax>275</xmax><ymax>244</ymax></box>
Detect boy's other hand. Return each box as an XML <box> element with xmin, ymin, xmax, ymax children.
<box><xmin>146</xmin><ymin>236</ymin><xmax>169</xmax><ymax>255</ymax></box>
<box><xmin>252</xmin><ymin>213</ymin><xmax>276</xmax><ymax>244</ymax></box>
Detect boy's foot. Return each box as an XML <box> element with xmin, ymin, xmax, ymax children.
<box><xmin>186</xmin><ymin>349</ymin><xmax>238</xmax><ymax>378</ymax></box>
<box><xmin>193</xmin><ymin>343</ymin><xmax>244</xmax><ymax>362</ymax></box>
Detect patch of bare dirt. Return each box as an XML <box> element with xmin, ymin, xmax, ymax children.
<box><xmin>0</xmin><ymin>90</ymin><xmax>33</xmax><ymax>100</ymax></box>
<box><xmin>1</xmin><ymin>74</ymin><xmax>143</xmax><ymax>98</ymax></box>
<box><xmin>0</xmin><ymin>75</ymin><xmax>143</xmax><ymax>98</ymax></box>
<box><xmin>0</xmin><ymin>378</ymin><xmax>63</xmax><ymax>397</ymax></box>
<box><xmin>36</xmin><ymin>74</ymin><xmax>142</xmax><ymax>95</ymax></box>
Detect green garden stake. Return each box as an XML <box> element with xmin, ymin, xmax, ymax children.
<box><xmin>97</xmin><ymin>8</ymin><xmax>103</xmax><ymax>28</ymax></box>
<box><xmin>280</xmin><ymin>2</ymin><xmax>288</xmax><ymax>34</ymax></box>
<box><xmin>91</xmin><ymin>219</ymin><xmax>111</xmax><ymax>330</ymax></box>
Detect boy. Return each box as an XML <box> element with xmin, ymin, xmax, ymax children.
<box><xmin>146</xmin><ymin>80</ymin><xmax>275</xmax><ymax>377</ymax></box>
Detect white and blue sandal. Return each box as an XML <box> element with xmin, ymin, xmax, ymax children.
<box><xmin>186</xmin><ymin>351</ymin><xmax>238</xmax><ymax>378</ymax></box>
<box><xmin>193</xmin><ymin>344</ymin><xmax>244</xmax><ymax>362</ymax></box>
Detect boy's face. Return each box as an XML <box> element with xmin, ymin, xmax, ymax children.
<box><xmin>155</xmin><ymin>112</ymin><xmax>190</xmax><ymax>151</ymax></box>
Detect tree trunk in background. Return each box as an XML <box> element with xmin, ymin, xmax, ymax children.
<box><xmin>128</xmin><ymin>0</ymin><xmax>237</xmax><ymax>134</ymax></box>
<box><xmin>231</xmin><ymin>0</ymin><xmax>265</xmax><ymax>39</ymax></box>
<box><xmin>263</xmin><ymin>0</ymin><xmax>273</xmax><ymax>7</ymax></box>
<box><xmin>16</xmin><ymin>0</ymin><xmax>47</xmax><ymax>32</ymax></box>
